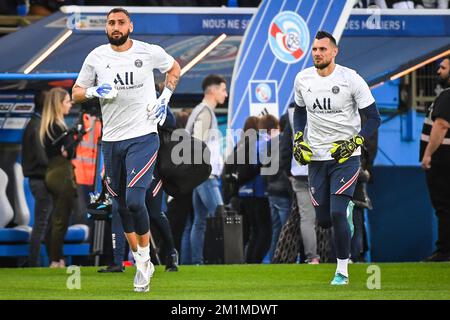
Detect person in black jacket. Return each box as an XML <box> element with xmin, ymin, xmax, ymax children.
<box><xmin>22</xmin><ymin>90</ymin><xmax>52</xmax><ymax>267</ymax></box>
<box><xmin>261</xmin><ymin>114</ymin><xmax>293</xmax><ymax>262</ymax></box>
<box><xmin>39</xmin><ymin>87</ymin><xmax>79</xmax><ymax>268</ymax></box>
<box><xmin>420</xmin><ymin>56</ymin><xmax>450</xmax><ymax>262</ymax></box>
<box><xmin>223</xmin><ymin>116</ymin><xmax>260</xmax><ymax>251</ymax></box>
<box><xmin>238</xmin><ymin>115</ymin><xmax>272</xmax><ymax>264</ymax></box>
<box><xmin>166</xmin><ymin>110</ymin><xmax>193</xmax><ymax>258</ymax></box>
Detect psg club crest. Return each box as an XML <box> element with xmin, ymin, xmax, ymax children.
<box><xmin>332</xmin><ymin>86</ymin><xmax>340</xmax><ymax>94</ymax></box>
<box><xmin>268</xmin><ymin>11</ymin><xmax>310</xmax><ymax>64</ymax></box>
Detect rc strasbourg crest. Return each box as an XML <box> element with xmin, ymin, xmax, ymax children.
<box><xmin>255</xmin><ymin>83</ymin><xmax>272</xmax><ymax>103</ymax></box>
<box><xmin>268</xmin><ymin>11</ymin><xmax>310</xmax><ymax>64</ymax></box>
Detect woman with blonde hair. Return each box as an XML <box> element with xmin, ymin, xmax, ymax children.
<box><xmin>39</xmin><ymin>87</ymin><xmax>78</xmax><ymax>268</ymax></box>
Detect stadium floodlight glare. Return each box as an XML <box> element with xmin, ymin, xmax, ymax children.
<box><xmin>20</xmin><ymin>31</ymin><xmax>225</xmax><ymax>78</ymax></box>
<box><xmin>369</xmin><ymin>81</ymin><xmax>385</xmax><ymax>90</ymax></box>
<box><xmin>180</xmin><ymin>33</ymin><xmax>227</xmax><ymax>77</ymax></box>
<box><xmin>390</xmin><ymin>49</ymin><xmax>450</xmax><ymax>81</ymax></box>
<box><xmin>23</xmin><ymin>29</ymin><xmax>73</xmax><ymax>74</ymax></box>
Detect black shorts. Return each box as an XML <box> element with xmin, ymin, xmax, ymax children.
<box><xmin>102</xmin><ymin>133</ymin><xmax>159</xmax><ymax>196</ymax></box>
<box><xmin>308</xmin><ymin>156</ymin><xmax>360</xmax><ymax>206</ymax></box>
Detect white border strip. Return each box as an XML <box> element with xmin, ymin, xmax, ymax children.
<box><xmin>421</xmin><ymin>134</ymin><xmax>450</xmax><ymax>146</ymax></box>
<box><xmin>333</xmin><ymin>0</ymin><xmax>358</xmax><ymax>43</ymax></box>
<box><xmin>61</xmin><ymin>6</ymin><xmax>450</xmax><ymax>16</ymax></box>
<box><xmin>351</xmin><ymin>8</ymin><xmax>450</xmax><ymax>15</ymax></box>
<box><xmin>60</xmin><ymin>5</ymin><xmax>258</xmax><ymax>15</ymax></box>
<box><xmin>227</xmin><ymin>1</ymin><xmax>265</xmax><ymax>129</ymax></box>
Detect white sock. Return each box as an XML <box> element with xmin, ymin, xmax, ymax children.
<box><xmin>131</xmin><ymin>250</ymin><xmax>139</xmax><ymax>263</ymax></box>
<box><xmin>336</xmin><ymin>258</ymin><xmax>349</xmax><ymax>277</ymax></box>
<box><xmin>137</xmin><ymin>244</ymin><xmax>150</xmax><ymax>262</ymax></box>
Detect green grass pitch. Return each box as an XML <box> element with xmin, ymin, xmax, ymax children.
<box><xmin>0</xmin><ymin>263</ymin><xmax>449</xmax><ymax>300</ymax></box>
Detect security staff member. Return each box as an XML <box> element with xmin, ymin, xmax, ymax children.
<box><xmin>420</xmin><ymin>56</ymin><xmax>450</xmax><ymax>262</ymax></box>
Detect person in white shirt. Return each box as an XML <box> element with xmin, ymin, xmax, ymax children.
<box><xmin>292</xmin><ymin>31</ymin><xmax>380</xmax><ymax>285</ymax></box>
<box><xmin>72</xmin><ymin>7</ymin><xmax>180</xmax><ymax>292</ymax></box>
<box><xmin>182</xmin><ymin>74</ymin><xmax>227</xmax><ymax>265</ymax></box>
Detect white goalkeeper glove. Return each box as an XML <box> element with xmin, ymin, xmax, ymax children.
<box><xmin>85</xmin><ymin>83</ymin><xmax>118</xmax><ymax>100</ymax></box>
<box><xmin>147</xmin><ymin>87</ymin><xmax>172</xmax><ymax>126</ymax></box>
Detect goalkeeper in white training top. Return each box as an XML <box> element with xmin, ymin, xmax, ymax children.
<box><xmin>292</xmin><ymin>31</ymin><xmax>380</xmax><ymax>285</ymax></box>
<box><xmin>72</xmin><ymin>7</ymin><xmax>180</xmax><ymax>292</ymax></box>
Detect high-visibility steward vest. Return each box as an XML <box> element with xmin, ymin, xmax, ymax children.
<box><xmin>72</xmin><ymin>113</ymin><xmax>102</xmax><ymax>186</ymax></box>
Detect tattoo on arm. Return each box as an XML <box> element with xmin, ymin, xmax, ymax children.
<box><xmin>165</xmin><ymin>60</ymin><xmax>181</xmax><ymax>92</ymax></box>
<box><xmin>165</xmin><ymin>73</ymin><xmax>179</xmax><ymax>92</ymax></box>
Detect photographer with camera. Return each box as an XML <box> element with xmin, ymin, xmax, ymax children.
<box><xmin>39</xmin><ymin>87</ymin><xmax>82</xmax><ymax>268</ymax></box>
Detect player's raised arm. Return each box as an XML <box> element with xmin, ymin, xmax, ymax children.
<box><xmin>165</xmin><ymin>60</ymin><xmax>181</xmax><ymax>93</ymax></box>
<box><xmin>292</xmin><ymin>104</ymin><xmax>312</xmax><ymax>166</ymax></box>
<box><xmin>331</xmin><ymin>72</ymin><xmax>381</xmax><ymax>164</ymax></box>
<box><xmin>72</xmin><ymin>49</ymin><xmax>117</xmax><ymax>104</ymax></box>
<box><xmin>292</xmin><ymin>73</ymin><xmax>312</xmax><ymax>166</ymax></box>
<box><xmin>358</xmin><ymin>102</ymin><xmax>381</xmax><ymax>140</ymax></box>
<box><xmin>71</xmin><ymin>84</ymin><xmax>88</xmax><ymax>104</ymax></box>
<box><xmin>72</xmin><ymin>83</ymin><xmax>118</xmax><ymax>104</ymax></box>
<box><xmin>352</xmin><ymin>72</ymin><xmax>381</xmax><ymax>141</ymax></box>
<box><xmin>148</xmin><ymin>58</ymin><xmax>181</xmax><ymax>125</ymax></box>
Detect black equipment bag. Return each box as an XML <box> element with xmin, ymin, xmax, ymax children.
<box><xmin>204</xmin><ymin>210</ymin><xmax>244</xmax><ymax>264</ymax></box>
<box><xmin>157</xmin><ymin>127</ymin><xmax>212</xmax><ymax>198</ymax></box>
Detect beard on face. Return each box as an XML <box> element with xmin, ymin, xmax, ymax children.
<box><xmin>438</xmin><ymin>73</ymin><xmax>450</xmax><ymax>87</ymax></box>
<box><xmin>314</xmin><ymin>59</ymin><xmax>331</xmax><ymax>70</ymax></box>
<box><xmin>107</xmin><ymin>30</ymin><xmax>129</xmax><ymax>46</ymax></box>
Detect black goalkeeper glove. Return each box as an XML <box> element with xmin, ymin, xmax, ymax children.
<box><xmin>330</xmin><ymin>135</ymin><xmax>364</xmax><ymax>164</ymax></box>
<box><xmin>293</xmin><ymin>131</ymin><xmax>313</xmax><ymax>165</ymax></box>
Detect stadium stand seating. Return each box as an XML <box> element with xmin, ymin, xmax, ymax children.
<box><xmin>0</xmin><ymin>164</ymin><xmax>90</xmax><ymax>266</ymax></box>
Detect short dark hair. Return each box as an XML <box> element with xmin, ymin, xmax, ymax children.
<box><xmin>107</xmin><ymin>8</ymin><xmax>130</xmax><ymax>20</ymax></box>
<box><xmin>258</xmin><ymin>114</ymin><xmax>279</xmax><ymax>131</ymax></box>
<box><xmin>315</xmin><ymin>30</ymin><xmax>337</xmax><ymax>46</ymax></box>
<box><xmin>202</xmin><ymin>74</ymin><xmax>226</xmax><ymax>92</ymax></box>
<box><xmin>243</xmin><ymin>116</ymin><xmax>259</xmax><ymax>132</ymax></box>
